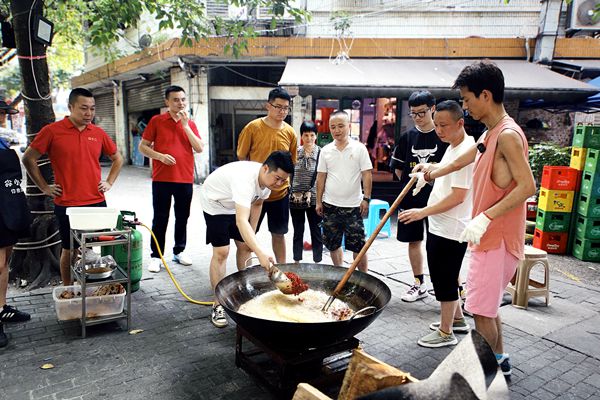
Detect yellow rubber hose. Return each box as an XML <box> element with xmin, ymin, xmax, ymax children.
<box><xmin>139</xmin><ymin>223</ymin><xmax>213</xmax><ymax>306</ymax></box>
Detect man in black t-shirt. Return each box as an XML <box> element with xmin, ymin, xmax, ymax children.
<box><xmin>390</xmin><ymin>91</ymin><xmax>448</xmax><ymax>302</ymax></box>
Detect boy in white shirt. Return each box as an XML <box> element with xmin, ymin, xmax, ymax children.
<box><xmin>199</xmin><ymin>151</ymin><xmax>294</xmax><ymax>328</ymax></box>
<box><xmin>316</xmin><ymin>111</ymin><xmax>373</xmax><ymax>272</ymax></box>
<box><xmin>398</xmin><ymin>101</ymin><xmax>474</xmax><ymax>347</ymax></box>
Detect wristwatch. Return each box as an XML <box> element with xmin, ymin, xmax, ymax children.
<box><xmin>363</xmin><ymin>197</ymin><xmax>371</xmax><ymax>203</ymax></box>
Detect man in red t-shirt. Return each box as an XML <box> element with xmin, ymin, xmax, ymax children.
<box><xmin>23</xmin><ymin>88</ymin><xmax>124</xmax><ymax>285</ymax></box>
<box><xmin>138</xmin><ymin>86</ymin><xmax>203</xmax><ymax>272</ymax></box>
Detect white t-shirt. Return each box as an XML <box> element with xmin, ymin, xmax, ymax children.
<box><xmin>317</xmin><ymin>139</ymin><xmax>372</xmax><ymax>208</ymax></box>
<box><xmin>199</xmin><ymin>161</ymin><xmax>271</xmax><ymax>215</ymax></box>
<box><xmin>427</xmin><ymin>134</ymin><xmax>475</xmax><ymax>241</ymax></box>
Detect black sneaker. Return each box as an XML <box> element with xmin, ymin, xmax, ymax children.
<box><xmin>497</xmin><ymin>354</ymin><xmax>512</xmax><ymax>378</ymax></box>
<box><xmin>0</xmin><ymin>304</ymin><xmax>31</xmax><ymax>323</ymax></box>
<box><xmin>0</xmin><ymin>324</ymin><xmax>7</xmax><ymax>348</ymax></box>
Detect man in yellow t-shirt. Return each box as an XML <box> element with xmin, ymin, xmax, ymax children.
<box><xmin>237</xmin><ymin>87</ymin><xmax>298</xmax><ymax>263</ymax></box>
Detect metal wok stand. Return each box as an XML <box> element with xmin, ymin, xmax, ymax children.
<box><xmin>69</xmin><ymin>229</ymin><xmax>132</xmax><ymax>338</ymax></box>
<box><xmin>235</xmin><ymin>325</ymin><xmax>359</xmax><ymax>398</ymax></box>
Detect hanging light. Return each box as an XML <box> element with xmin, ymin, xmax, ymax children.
<box><xmin>32</xmin><ymin>14</ymin><xmax>54</xmax><ymax>46</ymax></box>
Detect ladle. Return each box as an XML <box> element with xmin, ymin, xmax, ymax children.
<box><xmin>322</xmin><ymin>176</ymin><xmax>417</xmax><ymax>311</ymax></box>
<box><xmin>268</xmin><ymin>264</ymin><xmax>295</xmax><ymax>294</ymax></box>
<box><xmin>245</xmin><ymin>257</ymin><xmax>295</xmax><ymax>295</ymax></box>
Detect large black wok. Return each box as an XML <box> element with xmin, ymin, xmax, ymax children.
<box><xmin>215</xmin><ymin>262</ymin><xmax>391</xmax><ymax>351</ymax></box>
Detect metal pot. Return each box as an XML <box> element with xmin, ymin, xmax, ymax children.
<box><xmin>215</xmin><ymin>263</ymin><xmax>391</xmax><ymax>351</ymax></box>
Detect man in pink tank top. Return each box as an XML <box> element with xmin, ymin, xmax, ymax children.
<box><xmin>414</xmin><ymin>61</ymin><xmax>536</xmax><ymax>379</ymax></box>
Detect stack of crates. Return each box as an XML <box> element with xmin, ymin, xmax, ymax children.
<box><xmin>570</xmin><ymin>124</ymin><xmax>600</xmax><ymax>262</ymax></box>
<box><xmin>533</xmin><ymin>166</ymin><xmax>578</xmax><ymax>254</ymax></box>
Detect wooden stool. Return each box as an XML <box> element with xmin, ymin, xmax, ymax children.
<box><xmin>506</xmin><ymin>245</ymin><xmax>550</xmax><ymax>309</ymax></box>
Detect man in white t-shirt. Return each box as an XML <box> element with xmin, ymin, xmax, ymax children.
<box><xmin>398</xmin><ymin>100</ymin><xmax>474</xmax><ymax>348</ymax></box>
<box><xmin>316</xmin><ymin>111</ymin><xmax>373</xmax><ymax>272</ymax></box>
<box><xmin>200</xmin><ymin>151</ymin><xmax>294</xmax><ymax>328</ymax></box>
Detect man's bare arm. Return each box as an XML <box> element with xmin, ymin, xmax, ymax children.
<box><xmin>22</xmin><ymin>147</ymin><xmax>61</xmax><ymax>197</ymax></box>
<box><xmin>484</xmin><ymin>130</ymin><xmax>536</xmax><ymax>219</ymax></box>
<box><xmin>423</xmin><ymin>144</ymin><xmax>477</xmax><ymax>179</ymax></box>
<box><xmin>315</xmin><ymin>172</ymin><xmax>326</xmax><ymax>216</ymax></box>
<box><xmin>138</xmin><ymin>138</ymin><xmax>175</xmax><ymax>165</ymax></box>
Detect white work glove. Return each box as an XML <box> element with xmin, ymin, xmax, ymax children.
<box><xmin>408</xmin><ymin>172</ymin><xmax>428</xmax><ymax>196</ymax></box>
<box><xmin>459</xmin><ymin>213</ymin><xmax>492</xmax><ymax>245</ymax></box>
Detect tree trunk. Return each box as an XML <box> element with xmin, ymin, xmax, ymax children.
<box><xmin>9</xmin><ymin>0</ymin><xmax>60</xmax><ymax>288</ymax></box>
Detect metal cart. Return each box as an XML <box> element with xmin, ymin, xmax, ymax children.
<box><xmin>69</xmin><ymin>229</ymin><xmax>132</xmax><ymax>338</ymax></box>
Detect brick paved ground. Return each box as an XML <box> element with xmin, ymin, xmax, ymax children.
<box><xmin>2</xmin><ymin>165</ymin><xmax>599</xmax><ymax>400</ymax></box>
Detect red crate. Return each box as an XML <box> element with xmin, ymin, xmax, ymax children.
<box><xmin>533</xmin><ymin>228</ymin><xmax>568</xmax><ymax>254</ymax></box>
<box><xmin>540</xmin><ymin>166</ymin><xmax>579</xmax><ymax>191</ymax></box>
<box><xmin>526</xmin><ymin>200</ymin><xmax>537</xmax><ymax>220</ymax></box>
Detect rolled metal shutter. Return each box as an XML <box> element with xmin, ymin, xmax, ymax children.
<box><xmin>92</xmin><ymin>90</ymin><xmax>116</xmax><ymax>142</ymax></box>
<box><xmin>126</xmin><ymin>80</ymin><xmax>170</xmax><ymax>113</ymax></box>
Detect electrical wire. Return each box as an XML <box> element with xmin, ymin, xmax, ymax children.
<box><xmin>23</xmin><ymin>0</ymin><xmax>51</xmax><ymax>101</ymax></box>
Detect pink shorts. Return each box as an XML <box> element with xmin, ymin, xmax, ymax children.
<box><xmin>464</xmin><ymin>241</ymin><xmax>518</xmax><ymax>318</ymax></box>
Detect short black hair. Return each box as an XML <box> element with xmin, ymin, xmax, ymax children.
<box><xmin>165</xmin><ymin>85</ymin><xmax>185</xmax><ymax>99</ymax></box>
<box><xmin>408</xmin><ymin>91</ymin><xmax>435</xmax><ymax>108</ymax></box>
<box><xmin>300</xmin><ymin>120</ymin><xmax>317</xmax><ymax>134</ymax></box>
<box><xmin>435</xmin><ymin>100</ymin><xmax>464</xmax><ymax>121</ymax></box>
<box><xmin>263</xmin><ymin>150</ymin><xmax>294</xmax><ymax>174</ymax></box>
<box><xmin>268</xmin><ymin>87</ymin><xmax>291</xmax><ymax>103</ymax></box>
<box><xmin>68</xmin><ymin>88</ymin><xmax>94</xmax><ymax>105</ymax></box>
<box><xmin>453</xmin><ymin>60</ymin><xmax>505</xmax><ymax>103</ymax></box>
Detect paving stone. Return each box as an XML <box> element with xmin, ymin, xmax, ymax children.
<box><xmin>2</xmin><ymin>166</ymin><xmax>599</xmax><ymax>400</ymax></box>
<box><xmin>582</xmin><ymin>373</ymin><xmax>600</xmax><ymax>389</ymax></box>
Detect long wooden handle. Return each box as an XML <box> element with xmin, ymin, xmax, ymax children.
<box><xmin>331</xmin><ymin>176</ymin><xmax>418</xmax><ymax>296</ymax></box>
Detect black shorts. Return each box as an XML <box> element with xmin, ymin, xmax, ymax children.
<box><xmin>322</xmin><ymin>202</ymin><xmax>365</xmax><ymax>253</ymax></box>
<box><xmin>204</xmin><ymin>212</ymin><xmax>243</xmax><ymax>247</ymax></box>
<box><xmin>426</xmin><ymin>232</ymin><xmax>468</xmax><ymax>302</ymax></box>
<box><xmin>54</xmin><ymin>201</ymin><xmax>107</xmax><ymax>250</ymax></box>
<box><xmin>396</xmin><ymin>211</ymin><xmax>428</xmax><ymax>243</ymax></box>
<box><xmin>257</xmin><ymin>194</ymin><xmax>289</xmax><ymax>235</ymax></box>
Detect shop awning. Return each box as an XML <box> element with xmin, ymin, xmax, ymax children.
<box><xmin>551</xmin><ymin>59</ymin><xmax>600</xmax><ymax>80</ymax></box>
<box><xmin>521</xmin><ymin>75</ymin><xmax>600</xmax><ymax>113</ymax></box>
<box><xmin>279</xmin><ymin>58</ymin><xmax>599</xmax><ymax>103</ymax></box>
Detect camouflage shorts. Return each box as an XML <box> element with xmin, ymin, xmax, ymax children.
<box><xmin>322</xmin><ymin>202</ymin><xmax>365</xmax><ymax>253</ymax></box>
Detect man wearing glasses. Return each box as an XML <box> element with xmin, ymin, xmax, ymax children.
<box><xmin>390</xmin><ymin>91</ymin><xmax>448</xmax><ymax>303</ymax></box>
<box><xmin>237</xmin><ymin>87</ymin><xmax>298</xmax><ymax>263</ymax></box>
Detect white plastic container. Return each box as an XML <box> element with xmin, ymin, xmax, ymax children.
<box><xmin>52</xmin><ymin>285</ymin><xmax>126</xmax><ymax>321</ymax></box>
<box><xmin>66</xmin><ymin>207</ymin><xmax>120</xmax><ymax>230</ymax></box>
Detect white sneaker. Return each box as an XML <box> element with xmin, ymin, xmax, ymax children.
<box><xmin>401</xmin><ymin>281</ymin><xmax>429</xmax><ymax>302</ymax></box>
<box><xmin>173</xmin><ymin>251</ymin><xmax>192</xmax><ymax>266</ymax></box>
<box><xmin>148</xmin><ymin>258</ymin><xmax>161</xmax><ymax>273</ymax></box>
<box><xmin>211</xmin><ymin>304</ymin><xmax>228</xmax><ymax>328</ymax></box>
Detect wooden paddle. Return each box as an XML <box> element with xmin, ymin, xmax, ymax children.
<box><xmin>322</xmin><ymin>176</ymin><xmax>418</xmax><ymax>311</ymax></box>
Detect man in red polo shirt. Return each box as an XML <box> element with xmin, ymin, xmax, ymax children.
<box><xmin>138</xmin><ymin>85</ymin><xmax>203</xmax><ymax>273</ymax></box>
<box><xmin>23</xmin><ymin>88</ymin><xmax>124</xmax><ymax>285</ymax></box>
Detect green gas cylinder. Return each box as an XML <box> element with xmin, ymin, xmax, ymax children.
<box><xmin>101</xmin><ymin>211</ymin><xmax>143</xmax><ymax>292</ymax></box>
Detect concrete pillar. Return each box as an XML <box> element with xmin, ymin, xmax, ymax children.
<box><xmin>534</xmin><ymin>0</ymin><xmax>563</xmax><ymax>63</ymax></box>
<box><xmin>170</xmin><ymin>67</ymin><xmax>210</xmax><ymax>183</ymax></box>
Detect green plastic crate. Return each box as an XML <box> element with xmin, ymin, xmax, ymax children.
<box><xmin>573</xmin><ymin>125</ymin><xmax>600</xmax><ymax>149</ymax></box>
<box><xmin>572</xmin><ymin>235</ymin><xmax>600</xmax><ymax>262</ymax></box>
<box><xmin>580</xmin><ymin>170</ymin><xmax>600</xmax><ymax>197</ymax></box>
<box><xmin>574</xmin><ymin>214</ymin><xmax>600</xmax><ymax>240</ymax></box>
<box><xmin>577</xmin><ymin>193</ymin><xmax>600</xmax><ymax>218</ymax></box>
<box><xmin>535</xmin><ymin>209</ymin><xmax>571</xmax><ymax>232</ymax></box>
<box><xmin>584</xmin><ymin>149</ymin><xmax>600</xmax><ymax>174</ymax></box>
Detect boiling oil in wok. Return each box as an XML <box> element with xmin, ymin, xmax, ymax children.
<box><xmin>237</xmin><ymin>289</ymin><xmax>353</xmax><ymax>322</ymax></box>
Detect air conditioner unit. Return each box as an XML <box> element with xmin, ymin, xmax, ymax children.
<box><xmin>568</xmin><ymin>0</ymin><xmax>600</xmax><ymax>31</ymax></box>
<box><xmin>228</xmin><ymin>5</ymin><xmax>248</xmax><ymax>20</ymax></box>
